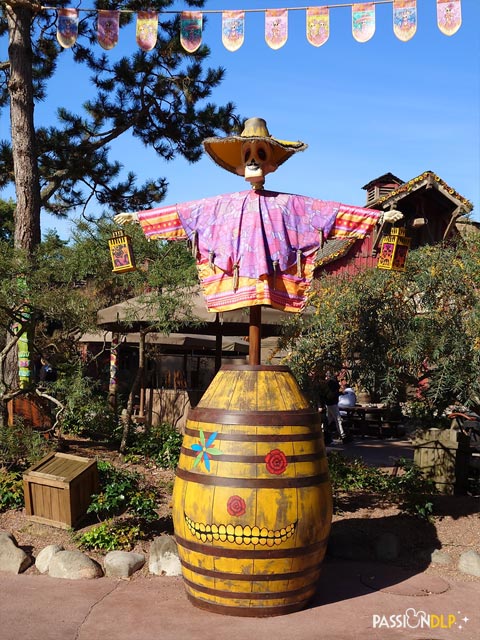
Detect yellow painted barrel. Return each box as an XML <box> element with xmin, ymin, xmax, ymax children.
<box><xmin>172</xmin><ymin>365</ymin><xmax>332</xmax><ymax>617</ymax></box>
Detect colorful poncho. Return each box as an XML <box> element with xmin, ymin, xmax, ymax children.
<box><xmin>137</xmin><ymin>189</ymin><xmax>380</xmax><ymax>313</ymax></box>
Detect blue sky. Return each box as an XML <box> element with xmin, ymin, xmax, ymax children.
<box><xmin>1</xmin><ymin>0</ymin><xmax>479</xmax><ymax>238</ymax></box>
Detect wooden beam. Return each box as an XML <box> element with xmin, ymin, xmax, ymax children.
<box><xmin>443</xmin><ymin>205</ymin><xmax>463</xmax><ymax>241</ymax></box>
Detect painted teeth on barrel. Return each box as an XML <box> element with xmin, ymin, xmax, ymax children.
<box><xmin>185</xmin><ymin>514</ymin><xmax>296</xmax><ymax>546</ymax></box>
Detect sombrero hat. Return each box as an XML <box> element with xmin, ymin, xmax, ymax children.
<box><xmin>203</xmin><ymin>117</ymin><xmax>308</xmax><ymax>176</ymax></box>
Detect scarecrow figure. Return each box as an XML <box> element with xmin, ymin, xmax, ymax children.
<box><xmin>114</xmin><ymin>118</ymin><xmax>402</xmax><ymax>314</ymax></box>
<box><xmin>115</xmin><ymin>118</ymin><xmax>404</xmax><ymax>614</ymax></box>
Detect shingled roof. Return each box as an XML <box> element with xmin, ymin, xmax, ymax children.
<box><xmin>375</xmin><ymin>170</ymin><xmax>473</xmax><ymax>213</ymax></box>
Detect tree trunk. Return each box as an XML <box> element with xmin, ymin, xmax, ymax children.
<box><xmin>5</xmin><ymin>3</ymin><xmax>42</xmax><ymax>391</ymax></box>
<box><xmin>6</xmin><ymin>3</ymin><xmax>41</xmax><ymax>251</ymax></box>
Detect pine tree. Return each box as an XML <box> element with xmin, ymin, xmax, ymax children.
<box><xmin>0</xmin><ymin>0</ymin><xmax>238</xmax><ymax>388</ymax></box>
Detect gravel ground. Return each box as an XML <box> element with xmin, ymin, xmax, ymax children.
<box><xmin>1</xmin><ymin>436</ymin><xmax>479</xmax><ymax>583</ymax></box>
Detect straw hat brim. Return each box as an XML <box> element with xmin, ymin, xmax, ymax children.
<box><xmin>203</xmin><ymin>135</ymin><xmax>308</xmax><ymax>175</ymax></box>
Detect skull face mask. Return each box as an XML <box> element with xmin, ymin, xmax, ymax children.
<box><xmin>202</xmin><ymin>117</ymin><xmax>308</xmax><ymax>190</ymax></box>
<box><xmin>239</xmin><ymin>140</ymin><xmax>278</xmax><ymax>188</ymax></box>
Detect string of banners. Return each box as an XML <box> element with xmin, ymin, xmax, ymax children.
<box><xmin>52</xmin><ymin>1</ymin><xmax>463</xmax><ymax>52</ymax></box>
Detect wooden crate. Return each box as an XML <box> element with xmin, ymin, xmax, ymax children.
<box><xmin>23</xmin><ymin>452</ymin><xmax>99</xmax><ymax>529</ymax></box>
<box><xmin>413</xmin><ymin>428</ymin><xmax>471</xmax><ymax>495</ymax></box>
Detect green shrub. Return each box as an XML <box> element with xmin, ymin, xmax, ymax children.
<box><xmin>61</xmin><ymin>400</ymin><xmax>119</xmax><ymax>442</ymax></box>
<box><xmin>125</xmin><ymin>423</ymin><xmax>183</xmax><ymax>469</ymax></box>
<box><xmin>77</xmin><ymin>520</ymin><xmax>142</xmax><ymax>551</ymax></box>
<box><xmin>0</xmin><ymin>471</ymin><xmax>24</xmax><ymax>512</ymax></box>
<box><xmin>389</xmin><ymin>457</ymin><xmax>436</xmax><ymax>519</ymax></box>
<box><xmin>127</xmin><ymin>490</ymin><xmax>158</xmax><ymax>522</ymax></box>
<box><xmin>75</xmin><ymin>460</ymin><xmax>161</xmax><ymax>552</ymax></box>
<box><xmin>0</xmin><ymin>421</ymin><xmax>51</xmax><ymax>471</ymax></box>
<box><xmin>328</xmin><ymin>452</ymin><xmax>437</xmax><ymax>520</ymax></box>
<box><xmin>401</xmin><ymin>400</ymin><xmax>450</xmax><ymax>431</ymax></box>
<box><xmin>88</xmin><ymin>460</ymin><xmax>158</xmax><ymax>522</ymax></box>
<box><xmin>328</xmin><ymin>451</ymin><xmax>390</xmax><ymax>493</ymax></box>
<box><xmin>53</xmin><ymin>373</ymin><xmax>119</xmax><ymax>442</ymax></box>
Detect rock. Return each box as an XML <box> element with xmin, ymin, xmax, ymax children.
<box><xmin>375</xmin><ymin>533</ymin><xmax>400</xmax><ymax>562</ymax></box>
<box><xmin>458</xmin><ymin>550</ymin><xmax>480</xmax><ymax>577</ymax></box>
<box><xmin>48</xmin><ymin>550</ymin><xmax>103</xmax><ymax>579</ymax></box>
<box><xmin>104</xmin><ymin>551</ymin><xmax>145</xmax><ymax>578</ymax></box>
<box><xmin>35</xmin><ymin>544</ymin><xmax>64</xmax><ymax>574</ymax></box>
<box><xmin>149</xmin><ymin>535</ymin><xmax>182</xmax><ymax>576</ymax></box>
<box><xmin>0</xmin><ymin>531</ymin><xmax>32</xmax><ymax>574</ymax></box>
<box><xmin>430</xmin><ymin>549</ymin><xmax>453</xmax><ymax>566</ymax></box>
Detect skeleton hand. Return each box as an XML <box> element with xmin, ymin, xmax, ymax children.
<box><xmin>113</xmin><ymin>212</ymin><xmax>139</xmax><ymax>225</ymax></box>
<box><xmin>383</xmin><ymin>209</ymin><xmax>404</xmax><ymax>224</ymax></box>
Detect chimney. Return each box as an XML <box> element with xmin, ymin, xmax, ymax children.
<box><xmin>362</xmin><ymin>173</ymin><xmax>404</xmax><ymax>207</ymax></box>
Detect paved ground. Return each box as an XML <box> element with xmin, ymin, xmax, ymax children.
<box><xmin>2</xmin><ymin>437</ymin><xmax>479</xmax><ymax>640</ymax></box>
<box><xmin>327</xmin><ymin>435</ymin><xmax>415</xmax><ymax>468</ymax></box>
<box><xmin>1</xmin><ymin>559</ymin><xmax>478</xmax><ymax>640</ymax></box>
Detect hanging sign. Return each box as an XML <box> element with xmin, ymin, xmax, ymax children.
<box><xmin>377</xmin><ymin>227</ymin><xmax>411</xmax><ymax>272</ymax></box>
<box><xmin>222</xmin><ymin>10</ymin><xmax>245</xmax><ymax>52</ymax></box>
<box><xmin>437</xmin><ymin>0</ymin><xmax>462</xmax><ymax>36</ymax></box>
<box><xmin>180</xmin><ymin>12</ymin><xmax>203</xmax><ymax>52</ymax></box>
<box><xmin>108</xmin><ymin>230</ymin><xmax>137</xmax><ymax>274</ymax></box>
<box><xmin>352</xmin><ymin>3</ymin><xmax>376</xmax><ymax>43</ymax></box>
<box><xmin>306</xmin><ymin>7</ymin><xmax>330</xmax><ymax>47</ymax></box>
<box><xmin>265</xmin><ymin>9</ymin><xmax>288</xmax><ymax>50</ymax></box>
<box><xmin>393</xmin><ymin>0</ymin><xmax>417</xmax><ymax>42</ymax></box>
<box><xmin>57</xmin><ymin>8</ymin><xmax>79</xmax><ymax>49</ymax></box>
<box><xmin>97</xmin><ymin>10</ymin><xmax>120</xmax><ymax>50</ymax></box>
<box><xmin>136</xmin><ymin>11</ymin><xmax>158</xmax><ymax>51</ymax></box>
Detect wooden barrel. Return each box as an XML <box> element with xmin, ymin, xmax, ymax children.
<box><xmin>172</xmin><ymin>365</ymin><xmax>332</xmax><ymax>617</ymax></box>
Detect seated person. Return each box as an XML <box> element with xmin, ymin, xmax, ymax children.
<box><xmin>338</xmin><ymin>383</ymin><xmax>357</xmax><ymax>416</ymax></box>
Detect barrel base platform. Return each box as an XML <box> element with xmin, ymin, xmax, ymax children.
<box><xmin>172</xmin><ymin>365</ymin><xmax>333</xmax><ymax>617</ymax></box>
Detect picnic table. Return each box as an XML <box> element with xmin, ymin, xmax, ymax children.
<box><xmin>341</xmin><ymin>404</ymin><xmax>403</xmax><ymax>438</ymax></box>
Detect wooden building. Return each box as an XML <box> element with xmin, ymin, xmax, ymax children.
<box><xmin>92</xmin><ymin>295</ymin><xmax>289</xmax><ymax>428</ymax></box>
<box><xmin>315</xmin><ymin>170</ymin><xmax>475</xmax><ymax>278</ymax></box>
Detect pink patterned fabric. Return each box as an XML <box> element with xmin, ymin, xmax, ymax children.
<box><xmin>176</xmin><ymin>190</ymin><xmax>337</xmax><ymax>279</ymax></box>
<box><xmin>137</xmin><ymin>189</ymin><xmax>381</xmax><ymax>312</ymax></box>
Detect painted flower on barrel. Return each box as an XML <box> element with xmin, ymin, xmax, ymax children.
<box><xmin>227</xmin><ymin>495</ymin><xmax>246</xmax><ymax>517</ymax></box>
<box><xmin>191</xmin><ymin>430</ymin><xmax>222</xmax><ymax>471</ymax></box>
<box><xmin>265</xmin><ymin>448</ymin><xmax>288</xmax><ymax>475</ymax></box>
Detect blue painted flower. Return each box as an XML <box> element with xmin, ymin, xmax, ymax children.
<box><xmin>191</xmin><ymin>430</ymin><xmax>221</xmax><ymax>471</ymax></box>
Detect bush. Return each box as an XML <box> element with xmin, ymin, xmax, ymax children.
<box><xmin>328</xmin><ymin>452</ymin><xmax>437</xmax><ymax>520</ymax></box>
<box><xmin>77</xmin><ymin>520</ymin><xmax>142</xmax><ymax>551</ymax></box>
<box><xmin>401</xmin><ymin>400</ymin><xmax>450</xmax><ymax>432</ymax></box>
<box><xmin>88</xmin><ymin>460</ymin><xmax>158</xmax><ymax>522</ymax></box>
<box><xmin>62</xmin><ymin>402</ymin><xmax>119</xmax><ymax>442</ymax></box>
<box><xmin>0</xmin><ymin>471</ymin><xmax>24</xmax><ymax>512</ymax></box>
<box><xmin>79</xmin><ymin>460</ymin><xmax>160</xmax><ymax>551</ymax></box>
<box><xmin>53</xmin><ymin>373</ymin><xmax>120</xmax><ymax>442</ymax></box>
<box><xmin>328</xmin><ymin>451</ymin><xmax>390</xmax><ymax>493</ymax></box>
<box><xmin>125</xmin><ymin>423</ymin><xmax>183</xmax><ymax>469</ymax></box>
<box><xmin>0</xmin><ymin>421</ymin><xmax>51</xmax><ymax>471</ymax></box>
<box><xmin>389</xmin><ymin>458</ymin><xmax>436</xmax><ymax>519</ymax></box>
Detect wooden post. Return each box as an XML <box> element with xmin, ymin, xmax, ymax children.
<box><xmin>214</xmin><ymin>314</ymin><xmax>223</xmax><ymax>372</ymax></box>
<box><xmin>108</xmin><ymin>333</ymin><xmax>120</xmax><ymax>412</ymax></box>
<box><xmin>249</xmin><ymin>306</ymin><xmax>262</xmax><ymax>365</ymax></box>
<box><xmin>138</xmin><ymin>332</ymin><xmax>146</xmax><ymax>419</ymax></box>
